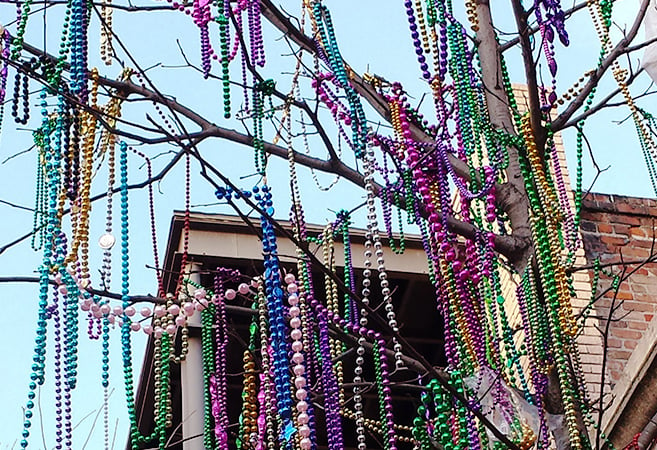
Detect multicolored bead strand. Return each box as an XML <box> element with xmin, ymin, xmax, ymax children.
<box><xmin>312</xmin><ymin>2</ymin><xmax>367</xmax><ymax>157</ymax></box>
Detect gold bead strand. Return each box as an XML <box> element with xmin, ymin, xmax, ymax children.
<box><xmin>413</xmin><ymin>0</ymin><xmax>432</xmax><ymax>55</ymax></box>
<box><xmin>69</xmin><ymin>69</ymin><xmax>100</xmax><ymax>286</ymax></box>
<box><xmin>256</xmin><ymin>278</ymin><xmax>278</xmax><ymax>450</ymax></box>
<box><xmin>464</xmin><ymin>0</ymin><xmax>479</xmax><ymax>32</ymax></box>
<box><xmin>240</xmin><ymin>349</ymin><xmax>259</xmax><ymax>446</ymax></box>
<box><xmin>322</xmin><ymin>225</ymin><xmax>345</xmax><ymax>406</ymax></box>
<box><xmin>100</xmin><ymin>0</ymin><xmax>113</xmax><ymax>65</ymax></box>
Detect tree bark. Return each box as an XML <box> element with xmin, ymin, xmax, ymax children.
<box><xmin>474</xmin><ymin>0</ymin><xmax>532</xmax><ymax>270</ymax></box>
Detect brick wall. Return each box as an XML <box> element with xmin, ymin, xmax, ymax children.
<box><xmin>579</xmin><ymin>193</ymin><xmax>657</xmax><ymax>386</ymax></box>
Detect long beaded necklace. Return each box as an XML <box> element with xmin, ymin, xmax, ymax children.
<box><xmin>99</xmin><ymin>0</ymin><xmax>113</xmax><ymax>65</ymax></box>
<box><xmin>284</xmin><ymin>273</ymin><xmax>313</xmax><ymax>450</ymax></box>
<box><xmin>69</xmin><ymin>0</ymin><xmax>89</xmax><ymax>102</ymax></box>
<box><xmin>283</xmin><ymin>96</ymin><xmax>321</xmax><ymax>449</ymax></box>
<box><xmin>218</xmin><ymin>0</ymin><xmax>232</xmax><ymax>117</ymax></box>
<box><xmin>202</xmin><ymin>288</ymin><xmax>219</xmax><ymax>450</ymax></box>
<box><xmin>9</xmin><ymin>0</ymin><xmax>33</xmax><ymax>61</ymax></box>
<box><xmin>238</xmin><ymin>310</ymin><xmax>259</xmax><ymax>449</ymax></box>
<box><xmin>118</xmin><ymin>141</ymin><xmax>172</xmax><ymax>450</ymax></box>
<box><xmin>515</xmin><ymin>116</ymin><xmax>587</xmax><ymax>449</ymax></box>
<box><xmin>0</xmin><ymin>29</ymin><xmax>9</xmax><ymax>134</ymax></box>
<box><xmin>11</xmin><ymin>62</ymin><xmax>30</xmax><ymax>125</ymax></box>
<box><xmin>20</xmin><ymin>87</ymin><xmax>62</xmax><ymax>450</ymax></box>
<box><xmin>212</xmin><ymin>271</ymin><xmax>232</xmax><ymax>448</ymax></box>
<box><xmin>254</xmin><ymin>277</ymin><xmax>279</xmax><ymax>450</ymax></box>
<box><xmin>312</xmin><ymin>2</ymin><xmax>367</xmax><ymax>157</ymax></box>
<box><xmin>252</xmin><ymin>79</ymin><xmax>276</xmax><ymax>175</ymax></box>
<box><xmin>255</xmin><ymin>183</ymin><xmax>295</xmax><ymax>441</ymax></box>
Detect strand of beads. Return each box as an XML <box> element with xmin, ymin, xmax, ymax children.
<box><xmin>0</xmin><ymin>30</ymin><xmax>11</xmax><ymax>133</ymax></box>
<box><xmin>9</xmin><ymin>0</ymin><xmax>32</xmax><ymax>60</ymax></box>
<box><xmin>307</xmin><ymin>292</ymin><xmax>345</xmax><ymax>450</ymax></box>
<box><xmin>379</xmin><ymin>182</ymin><xmax>407</xmax><ymax>255</ymax></box>
<box><xmin>11</xmin><ymin>63</ymin><xmax>30</xmax><ymax>125</ymax></box>
<box><xmin>255</xmin><ymin>184</ymin><xmax>295</xmax><ymax>441</ymax></box>
<box><xmin>307</xmin><ymin>294</ymin><xmax>398</xmax><ymax>450</ymax></box>
<box><xmin>252</xmin><ymin>79</ymin><xmax>275</xmax><ymax>174</ymax></box>
<box><xmin>68</xmin><ymin>70</ymin><xmax>99</xmax><ymax>286</ymax></box>
<box><xmin>320</xmin><ymin>224</ymin><xmax>344</xmax><ymax>361</ymax></box>
<box><xmin>411</xmin><ymin>376</ymin><xmax>472</xmax><ymax>450</ymax></box>
<box><xmin>212</xmin><ymin>273</ymin><xmax>230</xmax><ymax>449</ymax></box>
<box><xmin>238</xmin><ymin>312</ymin><xmax>260</xmax><ymax>449</ymax></box>
<box><xmin>248</xmin><ymin>0</ymin><xmax>265</xmax><ymax>67</ymax></box>
<box><xmin>255</xmin><ymin>277</ymin><xmax>278</xmax><ymax>450</ymax></box>
<box><xmin>69</xmin><ymin>0</ymin><xmax>89</xmax><ymax>102</ymax></box>
<box><xmin>20</xmin><ymin>87</ymin><xmax>61</xmax><ymax>450</ymax></box>
<box><xmin>99</xmin><ymin>0</ymin><xmax>114</xmax><ymax>65</ymax></box>
<box><xmin>118</xmin><ymin>139</ymin><xmax>139</xmax><ymax>450</ymax></box>
<box><xmin>50</xmin><ymin>279</ymin><xmax>66</xmax><ymax>450</ymax></box>
<box><xmin>352</xmin><ymin>193</ymin><xmax>373</xmax><ymax>448</ymax></box>
<box><xmin>336</xmin><ymin>210</ymin><xmax>358</xmax><ymax>327</ymax></box>
<box><xmin>31</xmin><ymin>123</ymin><xmax>50</xmax><ymax>252</ymax></box>
<box><xmin>216</xmin><ymin>0</ymin><xmax>231</xmax><ymax>117</ymax></box>
<box><xmin>372</xmin><ymin>340</ymin><xmax>396</xmax><ymax>450</ymax></box>
<box><xmin>284</xmin><ymin>107</ymin><xmax>320</xmax><ymax>449</ymax></box>
<box><xmin>58</xmin><ymin>241</ymin><xmax>81</xmax><ymax>450</ymax></box>
<box><xmin>312</xmin><ymin>2</ymin><xmax>367</xmax><ymax>157</ymax></box>
<box><xmin>99</xmin><ymin>132</ymin><xmax>116</xmax><ymax>290</ymax></box>
<box><xmin>587</xmin><ymin>0</ymin><xmax>657</xmax><ymax>193</ymax></box>
<box><xmin>101</xmin><ymin>316</ymin><xmax>111</xmax><ymax>450</ymax></box>
<box><xmin>118</xmin><ymin>142</ymin><xmax>171</xmax><ymax>450</ymax></box>
<box><xmin>201</xmin><ymin>286</ymin><xmax>218</xmax><ymax>450</ymax></box>
<box><xmin>362</xmin><ymin>142</ymin><xmax>404</xmax><ymax>366</ymax></box>
<box><xmin>318</xmin><ymin>225</ymin><xmax>349</xmax><ymax>422</ymax></box>
<box><xmin>340</xmin><ymin>409</ymin><xmax>417</xmax><ymax>445</ymax></box>
<box><xmin>516</xmin><ymin>122</ymin><xmax>586</xmax><ymax>450</ymax></box>
<box><xmin>403</xmin><ymin>0</ymin><xmax>431</xmax><ymax>80</ymax></box>
<box><xmin>284</xmin><ymin>273</ymin><xmax>313</xmax><ymax>450</ymax></box>
<box><xmin>193</xmin><ymin>0</ymin><xmax>212</xmax><ymax>77</ymax></box>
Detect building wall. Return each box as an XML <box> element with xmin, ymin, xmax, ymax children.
<box><xmin>579</xmin><ymin>193</ymin><xmax>657</xmax><ymax>438</ymax></box>
<box><xmin>580</xmin><ymin>193</ymin><xmax>657</xmax><ymax>386</ymax></box>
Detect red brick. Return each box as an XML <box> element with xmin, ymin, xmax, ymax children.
<box><xmin>614</xmin><ymin>215</ymin><xmax>644</xmax><ymax>226</ymax></box>
<box><xmin>601</xmin><ymin>235</ymin><xmax>630</xmax><ymax>246</ymax></box>
<box><xmin>627</xmin><ymin>321</ymin><xmax>649</xmax><ymax>331</ymax></box>
<box><xmin>614</xmin><ymin>224</ymin><xmax>632</xmax><ymax>236</ymax></box>
<box><xmin>615</xmin><ymin>290</ymin><xmax>634</xmax><ymax>300</ymax></box>
<box><xmin>598</xmin><ymin>223</ymin><xmax>613</xmax><ymax>234</ymax></box>
<box><xmin>627</xmin><ymin>275</ymin><xmax>657</xmax><ymax>286</ymax></box>
<box><xmin>631</xmin><ymin>239</ymin><xmax>656</xmax><ymax>249</ymax></box>
<box><xmin>631</xmin><ymin>284</ymin><xmax>648</xmax><ymax>294</ymax></box>
<box><xmin>618</xmin><ymin>309</ymin><xmax>647</xmax><ymax>322</ymax></box>
<box><xmin>622</xmin><ymin>300</ymin><xmax>656</xmax><ymax>312</ymax></box>
<box><xmin>595</xmin><ymin>300</ymin><xmax>612</xmax><ymax>310</ymax></box>
<box><xmin>630</xmin><ymin>227</ymin><xmax>648</xmax><ymax>238</ymax></box>
<box><xmin>606</xmin><ymin>338</ymin><xmax>622</xmax><ymax>348</ymax></box>
<box><xmin>612</xmin><ymin>329</ymin><xmax>642</xmax><ymax>340</ymax></box>
<box><xmin>608</xmin><ymin>349</ymin><xmax>632</xmax><ymax>360</ymax></box>
<box><xmin>645</xmin><ymin>314</ymin><xmax>654</xmax><ymax>322</ymax></box>
<box><xmin>616</xmin><ymin>202</ymin><xmax>645</xmax><ymax>214</ymax></box>
<box><xmin>619</xmin><ymin>247</ymin><xmax>651</xmax><ymax>259</ymax></box>
<box><xmin>624</xmin><ymin>340</ymin><xmax>638</xmax><ymax>349</ymax></box>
